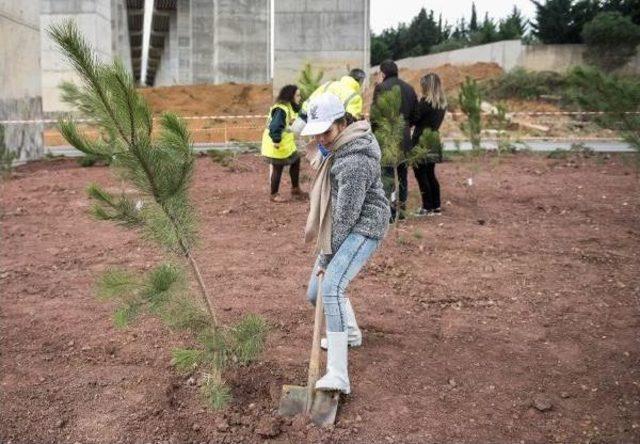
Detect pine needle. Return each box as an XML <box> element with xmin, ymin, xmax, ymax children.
<box><xmin>200</xmin><ymin>371</ymin><xmax>231</xmax><ymax>410</ymax></box>
<box><xmin>95</xmin><ymin>268</ymin><xmax>140</xmax><ymax>301</ymax></box>
<box><xmin>230</xmin><ymin>314</ymin><xmax>268</xmax><ymax>365</ymax></box>
<box><xmin>171</xmin><ymin>348</ymin><xmax>205</xmax><ymax>374</ymax></box>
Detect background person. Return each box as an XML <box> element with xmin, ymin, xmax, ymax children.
<box><xmin>371</xmin><ymin>59</ymin><xmax>418</xmax><ymax>221</ymax></box>
<box><xmin>302</xmin><ymin>93</ymin><xmax>390</xmax><ymax>395</ymax></box>
<box><xmin>299</xmin><ymin>68</ymin><xmax>367</xmax><ymax>123</ymax></box>
<box><xmin>261</xmin><ymin>84</ymin><xmax>307</xmax><ymax>202</ymax></box>
<box><xmin>411</xmin><ymin>73</ymin><xmax>447</xmax><ymax>216</ymax></box>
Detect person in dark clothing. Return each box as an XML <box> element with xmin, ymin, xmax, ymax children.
<box><xmin>371</xmin><ymin>59</ymin><xmax>418</xmax><ymax>221</ymax></box>
<box><xmin>411</xmin><ymin>73</ymin><xmax>447</xmax><ymax>216</ymax></box>
<box><xmin>261</xmin><ymin>84</ymin><xmax>307</xmax><ymax>202</ymax></box>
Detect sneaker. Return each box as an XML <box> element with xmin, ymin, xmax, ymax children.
<box><xmin>413</xmin><ymin>208</ymin><xmax>430</xmax><ymax>217</ymax></box>
<box><xmin>431</xmin><ymin>208</ymin><xmax>442</xmax><ymax>216</ymax></box>
<box><xmin>269</xmin><ymin>193</ymin><xmax>288</xmax><ymax>203</ymax></box>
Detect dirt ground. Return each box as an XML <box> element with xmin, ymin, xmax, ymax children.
<box><xmin>2</xmin><ymin>150</ymin><xmax>639</xmax><ymax>443</ymax></box>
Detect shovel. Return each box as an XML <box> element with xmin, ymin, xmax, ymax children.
<box><xmin>278</xmin><ymin>275</ymin><xmax>340</xmax><ymax>426</ymax></box>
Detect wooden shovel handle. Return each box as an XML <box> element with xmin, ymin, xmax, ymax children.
<box><xmin>306</xmin><ymin>275</ymin><xmax>324</xmax><ymax>412</ymax></box>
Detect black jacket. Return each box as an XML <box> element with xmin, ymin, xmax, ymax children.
<box><xmin>372</xmin><ymin>75</ymin><xmax>418</xmax><ymax>151</ymax></box>
<box><xmin>411</xmin><ymin>99</ymin><xmax>446</xmax><ymax>146</ymax></box>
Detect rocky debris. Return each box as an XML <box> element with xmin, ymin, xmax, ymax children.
<box><xmin>532</xmin><ymin>394</ymin><xmax>553</xmax><ymax>412</ymax></box>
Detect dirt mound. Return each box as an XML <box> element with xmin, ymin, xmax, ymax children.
<box><xmin>139</xmin><ymin>83</ymin><xmax>273</xmax><ymax>117</ymax></box>
<box><xmin>399</xmin><ymin>62</ymin><xmax>504</xmax><ymax>93</ymax></box>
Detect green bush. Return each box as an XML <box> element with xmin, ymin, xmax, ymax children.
<box><xmin>567</xmin><ymin>65</ymin><xmax>640</xmax><ymax>155</ymax></box>
<box><xmin>482</xmin><ymin>68</ymin><xmax>568</xmax><ymax>100</ymax></box>
<box><xmin>582</xmin><ymin>11</ymin><xmax>640</xmax><ymax>69</ymax></box>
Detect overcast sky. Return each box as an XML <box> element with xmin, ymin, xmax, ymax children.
<box><xmin>370</xmin><ymin>0</ymin><xmax>537</xmax><ymax>34</ymax></box>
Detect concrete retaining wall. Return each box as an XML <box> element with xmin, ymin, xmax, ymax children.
<box><xmin>40</xmin><ymin>0</ymin><xmax>134</xmax><ymax>112</ymax></box>
<box><xmin>273</xmin><ymin>0</ymin><xmax>370</xmax><ymax>92</ymax></box>
<box><xmin>380</xmin><ymin>40</ymin><xmax>640</xmax><ymax>75</ymax></box>
<box><xmin>156</xmin><ymin>0</ymin><xmax>270</xmax><ymax>86</ymax></box>
<box><xmin>0</xmin><ymin>1</ymin><xmax>44</xmax><ymax>161</ymax></box>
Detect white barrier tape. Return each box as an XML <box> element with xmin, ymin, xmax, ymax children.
<box><xmin>3</xmin><ymin>111</ymin><xmax>639</xmax><ymax>125</ymax></box>
<box><xmin>0</xmin><ymin>114</ymin><xmax>265</xmax><ymax>125</ymax></box>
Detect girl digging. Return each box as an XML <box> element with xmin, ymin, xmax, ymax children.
<box><xmin>301</xmin><ymin>93</ymin><xmax>390</xmax><ymax>394</ymax></box>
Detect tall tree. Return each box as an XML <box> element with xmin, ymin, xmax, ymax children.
<box><xmin>470</xmin><ymin>2</ymin><xmax>479</xmax><ymax>32</ymax></box>
<box><xmin>530</xmin><ymin>0</ymin><xmax>576</xmax><ymax>43</ymax></box>
<box><xmin>531</xmin><ymin>0</ymin><xmax>601</xmax><ymax>43</ymax></box>
<box><xmin>499</xmin><ymin>6</ymin><xmax>528</xmax><ymax>39</ymax></box>
<box><xmin>602</xmin><ymin>0</ymin><xmax>640</xmax><ymax>25</ymax></box>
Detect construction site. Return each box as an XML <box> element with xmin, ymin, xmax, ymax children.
<box><xmin>1</xmin><ymin>1</ymin><xmax>639</xmax><ymax>443</ymax></box>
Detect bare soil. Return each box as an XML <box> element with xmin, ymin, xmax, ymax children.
<box><xmin>2</xmin><ymin>151</ymin><xmax>639</xmax><ymax>443</ymax></box>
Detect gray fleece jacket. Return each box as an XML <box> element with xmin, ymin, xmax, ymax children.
<box><xmin>319</xmin><ymin>123</ymin><xmax>390</xmax><ymax>268</ymax></box>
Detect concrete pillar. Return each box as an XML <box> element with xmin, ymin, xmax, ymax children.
<box><xmin>40</xmin><ymin>0</ymin><xmax>114</xmax><ymax>112</ymax></box>
<box><xmin>0</xmin><ymin>1</ymin><xmax>44</xmax><ymax>161</ymax></box>
<box><xmin>111</xmin><ymin>0</ymin><xmax>132</xmax><ymax>72</ymax></box>
<box><xmin>155</xmin><ymin>10</ymin><xmax>178</xmax><ymax>86</ymax></box>
<box><xmin>171</xmin><ymin>0</ymin><xmax>270</xmax><ymax>86</ymax></box>
<box><xmin>273</xmin><ymin>0</ymin><xmax>370</xmax><ymax>92</ymax></box>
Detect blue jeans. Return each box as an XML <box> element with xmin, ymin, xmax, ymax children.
<box><xmin>307</xmin><ymin>233</ymin><xmax>380</xmax><ymax>332</ymax></box>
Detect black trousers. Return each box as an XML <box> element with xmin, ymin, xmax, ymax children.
<box><xmin>382</xmin><ymin>164</ymin><xmax>408</xmax><ymax>216</ymax></box>
<box><xmin>270</xmin><ymin>158</ymin><xmax>300</xmax><ymax>195</ymax></box>
<box><xmin>413</xmin><ymin>162</ymin><xmax>440</xmax><ymax>210</ymax></box>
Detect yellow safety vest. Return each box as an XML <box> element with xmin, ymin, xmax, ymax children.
<box><xmin>261</xmin><ymin>103</ymin><xmax>298</xmax><ymax>159</ymax></box>
<box><xmin>303</xmin><ymin>76</ymin><xmax>363</xmax><ymax>119</ymax></box>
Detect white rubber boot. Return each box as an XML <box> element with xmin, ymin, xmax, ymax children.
<box><xmin>320</xmin><ymin>299</ymin><xmax>362</xmax><ymax>350</ymax></box>
<box><xmin>315</xmin><ymin>332</ymin><xmax>350</xmax><ymax>394</ymax></box>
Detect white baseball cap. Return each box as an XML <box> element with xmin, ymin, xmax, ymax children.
<box><xmin>300</xmin><ymin>93</ymin><xmax>346</xmax><ymax>136</ymax></box>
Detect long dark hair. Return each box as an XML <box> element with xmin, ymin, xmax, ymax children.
<box><xmin>276</xmin><ymin>84</ymin><xmax>299</xmax><ymax>111</ymax></box>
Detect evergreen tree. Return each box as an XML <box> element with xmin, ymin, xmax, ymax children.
<box><xmin>473</xmin><ymin>12</ymin><xmax>499</xmax><ymax>44</ymax></box>
<box><xmin>458</xmin><ymin>77</ymin><xmax>483</xmax><ymax>152</ymax></box>
<box><xmin>470</xmin><ymin>2</ymin><xmax>479</xmax><ymax>32</ymax></box>
<box><xmin>531</xmin><ymin>0</ymin><xmax>574</xmax><ymax>43</ymax></box>
<box><xmin>567</xmin><ymin>66</ymin><xmax>640</xmax><ymax>158</ymax></box>
<box><xmin>499</xmin><ymin>6</ymin><xmax>528</xmax><ymax>40</ymax></box>
<box><xmin>297</xmin><ymin>63</ymin><xmax>324</xmax><ymax>101</ymax></box>
<box><xmin>371</xmin><ymin>86</ymin><xmax>405</xmax><ymax>223</ymax></box>
<box><xmin>602</xmin><ymin>0</ymin><xmax>640</xmax><ymax>25</ymax></box>
<box><xmin>371</xmin><ymin>86</ymin><xmax>433</xmax><ymax>223</ymax></box>
<box><xmin>582</xmin><ymin>11</ymin><xmax>640</xmax><ymax>69</ymax></box>
<box><xmin>49</xmin><ymin>20</ymin><xmax>267</xmax><ymax>409</ymax></box>
<box><xmin>531</xmin><ymin>0</ymin><xmax>600</xmax><ymax>43</ymax></box>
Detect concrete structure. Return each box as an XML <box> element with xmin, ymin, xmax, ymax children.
<box><xmin>40</xmin><ymin>0</ymin><xmax>133</xmax><ymax>112</ymax></box>
<box><xmin>153</xmin><ymin>0</ymin><xmax>271</xmax><ymax>87</ymax></box>
<box><xmin>380</xmin><ymin>39</ymin><xmax>640</xmax><ymax>75</ymax></box>
<box><xmin>126</xmin><ymin>0</ymin><xmax>143</xmax><ymax>82</ymax></box>
<box><xmin>273</xmin><ymin>0</ymin><xmax>370</xmax><ymax>92</ymax></box>
<box><xmin>0</xmin><ymin>1</ymin><xmax>44</xmax><ymax>161</ymax></box>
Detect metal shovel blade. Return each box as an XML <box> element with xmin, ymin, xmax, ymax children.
<box><xmin>278</xmin><ymin>385</ymin><xmax>340</xmax><ymax>426</ymax></box>
<box><xmin>278</xmin><ymin>276</ymin><xmax>340</xmax><ymax>426</ymax></box>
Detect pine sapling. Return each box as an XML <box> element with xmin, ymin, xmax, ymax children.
<box><xmin>459</xmin><ymin>77</ymin><xmax>483</xmax><ymax>152</ymax></box>
<box><xmin>49</xmin><ymin>20</ymin><xmax>267</xmax><ymax>409</ymax></box>
<box><xmin>372</xmin><ymin>86</ymin><xmax>439</xmax><ymax>223</ymax></box>
<box><xmin>371</xmin><ymin>86</ymin><xmax>405</xmax><ymax>223</ymax></box>
<box><xmin>297</xmin><ymin>63</ymin><xmax>324</xmax><ymax>102</ymax></box>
